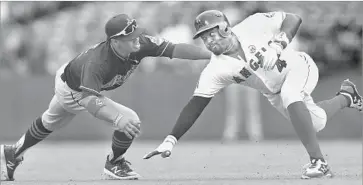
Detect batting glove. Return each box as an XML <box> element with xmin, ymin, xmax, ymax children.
<box><xmin>143</xmin><ymin>135</ymin><xmax>177</xmax><ymax>159</ymax></box>
<box><xmin>261</xmin><ymin>45</ymin><xmax>279</xmax><ymax>71</ymax></box>
<box><xmin>262</xmin><ymin>32</ymin><xmax>290</xmax><ymax>71</ymax></box>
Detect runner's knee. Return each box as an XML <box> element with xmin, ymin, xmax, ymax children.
<box><xmin>281</xmin><ymin>88</ymin><xmax>305</xmax><ymax>109</ymax></box>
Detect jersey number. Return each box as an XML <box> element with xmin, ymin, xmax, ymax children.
<box><xmin>275</xmin><ymin>59</ymin><xmax>287</xmax><ymax>73</ymax></box>
<box><xmin>250</xmin><ymin>47</ymin><xmax>288</xmax><ymax>73</ymax></box>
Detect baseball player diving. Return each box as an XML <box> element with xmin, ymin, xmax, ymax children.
<box><xmin>144</xmin><ymin>10</ymin><xmax>363</xmax><ymax>179</ymax></box>
<box><xmin>0</xmin><ymin>14</ymin><xmax>211</xmax><ymax>181</ymax></box>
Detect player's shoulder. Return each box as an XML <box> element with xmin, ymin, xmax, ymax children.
<box><xmin>232</xmin><ymin>13</ymin><xmax>261</xmax><ymax>32</ymax></box>
<box><xmin>236</xmin><ymin>11</ymin><xmax>284</xmax><ymax>25</ymax></box>
<box><xmin>233</xmin><ymin>11</ymin><xmax>285</xmax><ymax>32</ymax></box>
<box><xmin>248</xmin><ymin>11</ymin><xmax>285</xmax><ymax>20</ymax></box>
<box><xmin>77</xmin><ymin>41</ymin><xmax>107</xmax><ymax>61</ymax></box>
<box><xmin>201</xmin><ymin>55</ymin><xmax>229</xmax><ymax>76</ymax></box>
<box><xmin>83</xmin><ymin>43</ymin><xmax>109</xmax><ymax>69</ymax></box>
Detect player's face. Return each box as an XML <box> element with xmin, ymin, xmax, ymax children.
<box><xmin>200</xmin><ymin>28</ymin><xmax>231</xmax><ymax>55</ymax></box>
<box><xmin>121</xmin><ymin>37</ymin><xmax>141</xmax><ymax>53</ymax></box>
<box><xmin>114</xmin><ymin>37</ymin><xmax>141</xmax><ymax>54</ymax></box>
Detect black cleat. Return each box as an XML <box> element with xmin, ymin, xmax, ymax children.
<box><xmin>103</xmin><ymin>155</ymin><xmax>141</xmax><ymax>180</ymax></box>
<box><xmin>1</xmin><ymin>145</ymin><xmax>23</xmax><ymax>181</ymax></box>
<box><xmin>337</xmin><ymin>79</ymin><xmax>362</xmax><ymax>111</ymax></box>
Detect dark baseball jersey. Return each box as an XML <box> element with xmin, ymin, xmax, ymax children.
<box><xmin>61</xmin><ymin>34</ymin><xmax>175</xmax><ymax>94</ymax></box>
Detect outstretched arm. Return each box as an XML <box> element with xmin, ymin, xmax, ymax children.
<box><xmin>143</xmin><ymin>58</ymin><xmax>226</xmax><ymax>159</ymax></box>
<box><xmin>143</xmin><ymin>96</ymin><xmax>211</xmax><ymax>159</ymax></box>
<box><xmin>140</xmin><ymin>34</ymin><xmax>211</xmax><ymax>60</ymax></box>
<box><xmin>170</xmin><ymin>96</ymin><xmax>212</xmax><ymax>139</ymax></box>
<box><xmin>172</xmin><ymin>43</ymin><xmax>211</xmax><ymax>60</ymax></box>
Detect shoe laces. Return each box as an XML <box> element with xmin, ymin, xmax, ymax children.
<box><xmin>308</xmin><ymin>159</ymin><xmax>318</xmax><ymax>169</ymax></box>
<box><xmin>115</xmin><ymin>158</ymin><xmax>133</xmax><ymax>172</ymax></box>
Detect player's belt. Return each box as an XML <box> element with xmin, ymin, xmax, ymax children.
<box><xmin>60</xmin><ymin>73</ymin><xmax>82</xmax><ymax>92</ymax></box>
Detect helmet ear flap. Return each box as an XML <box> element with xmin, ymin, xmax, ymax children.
<box><xmin>218</xmin><ymin>22</ymin><xmax>231</xmax><ymax>38</ymax></box>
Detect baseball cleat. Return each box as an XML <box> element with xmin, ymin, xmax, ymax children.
<box><xmin>337</xmin><ymin>79</ymin><xmax>362</xmax><ymax>111</ymax></box>
<box><xmin>103</xmin><ymin>155</ymin><xmax>141</xmax><ymax>180</ymax></box>
<box><xmin>301</xmin><ymin>158</ymin><xmax>333</xmax><ymax>179</ymax></box>
<box><xmin>1</xmin><ymin>145</ymin><xmax>23</xmax><ymax>181</ymax></box>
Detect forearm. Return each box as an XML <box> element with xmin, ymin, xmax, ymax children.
<box><xmin>144</xmin><ymin>96</ymin><xmax>212</xmax><ymax>159</ymax></box>
<box><xmin>172</xmin><ymin>43</ymin><xmax>211</xmax><ymax>60</ymax></box>
<box><xmin>170</xmin><ymin>96</ymin><xmax>211</xmax><ymax>140</ymax></box>
<box><xmin>280</xmin><ymin>13</ymin><xmax>302</xmax><ymax>42</ymax></box>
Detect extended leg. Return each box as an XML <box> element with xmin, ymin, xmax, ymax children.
<box><xmin>317</xmin><ymin>79</ymin><xmax>362</xmax><ymax>120</ymax></box>
<box><xmin>280</xmin><ymin>53</ymin><xmax>332</xmax><ymax>179</ymax></box>
<box><xmin>1</xmin><ymin>117</ymin><xmax>52</xmax><ymax>181</ymax></box>
<box><xmin>1</xmin><ymin>95</ymin><xmax>75</xmax><ymax>181</ymax></box>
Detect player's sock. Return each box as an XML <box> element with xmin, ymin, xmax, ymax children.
<box><xmin>287</xmin><ymin>102</ymin><xmax>325</xmax><ymax>160</ymax></box>
<box><xmin>317</xmin><ymin>95</ymin><xmax>350</xmax><ymax>120</ymax></box>
<box><xmin>109</xmin><ymin>130</ymin><xmax>133</xmax><ymax>163</ymax></box>
<box><xmin>14</xmin><ymin>116</ymin><xmax>52</xmax><ymax>160</ymax></box>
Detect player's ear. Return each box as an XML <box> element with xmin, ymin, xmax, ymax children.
<box><xmin>218</xmin><ymin>22</ymin><xmax>231</xmax><ymax>38</ymax></box>
<box><xmin>110</xmin><ymin>38</ymin><xmax>120</xmax><ymax>47</ymax></box>
<box><xmin>224</xmin><ymin>27</ymin><xmax>231</xmax><ymax>36</ymax></box>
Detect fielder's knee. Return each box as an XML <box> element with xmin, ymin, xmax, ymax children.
<box><xmin>115</xmin><ymin>104</ymin><xmax>141</xmax><ymax>124</ymax></box>
<box><xmin>127</xmin><ymin>110</ymin><xmax>141</xmax><ymax>123</ymax></box>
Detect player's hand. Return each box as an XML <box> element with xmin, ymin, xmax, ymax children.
<box><xmin>143</xmin><ymin>135</ymin><xmax>177</xmax><ymax>159</ymax></box>
<box><xmin>262</xmin><ymin>32</ymin><xmax>290</xmax><ymax>71</ymax></box>
<box><xmin>123</xmin><ymin>120</ymin><xmax>141</xmax><ymax>139</ymax></box>
<box><xmin>116</xmin><ymin>117</ymin><xmax>141</xmax><ymax>139</ymax></box>
<box><xmin>261</xmin><ymin>45</ymin><xmax>279</xmax><ymax>71</ymax></box>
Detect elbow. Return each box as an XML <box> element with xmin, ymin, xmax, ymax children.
<box><xmin>283</xmin><ymin>13</ymin><xmax>303</xmax><ymax>40</ymax></box>
<box><xmin>295</xmin><ymin>14</ymin><xmax>302</xmax><ymax>26</ymax></box>
<box><xmin>290</xmin><ymin>13</ymin><xmax>302</xmax><ymax>26</ymax></box>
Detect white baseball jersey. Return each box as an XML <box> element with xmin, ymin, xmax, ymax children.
<box><xmin>194</xmin><ymin>12</ymin><xmax>303</xmax><ymax>98</ymax></box>
<box><xmin>193</xmin><ymin>12</ymin><xmax>327</xmax><ymax>132</ymax></box>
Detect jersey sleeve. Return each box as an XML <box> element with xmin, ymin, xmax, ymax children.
<box><xmin>139</xmin><ymin>34</ymin><xmax>175</xmax><ymax>58</ymax></box>
<box><xmin>193</xmin><ymin>61</ymin><xmax>230</xmax><ymax>98</ymax></box>
<box><xmin>243</xmin><ymin>11</ymin><xmax>286</xmax><ymax>34</ymax></box>
<box><xmin>79</xmin><ymin>63</ymin><xmax>105</xmax><ymax>95</ymax></box>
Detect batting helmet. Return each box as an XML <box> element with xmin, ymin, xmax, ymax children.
<box><xmin>193</xmin><ymin>10</ymin><xmax>231</xmax><ymax>40</ymax></box>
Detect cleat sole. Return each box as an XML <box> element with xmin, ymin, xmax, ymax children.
<box><xmin>301</xmin><ymin>170</ymin><xmax>334</xmax><ymax>179</ymax></box>
<box><xmin>0</xmin><ymin>145</ymin><xmax>10</xmax><ymax>181</ymax></box>
<box><xmin>102</xmin><ymin>169</ymin><xmax>140</xmax><ymax>180</ymax></box>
